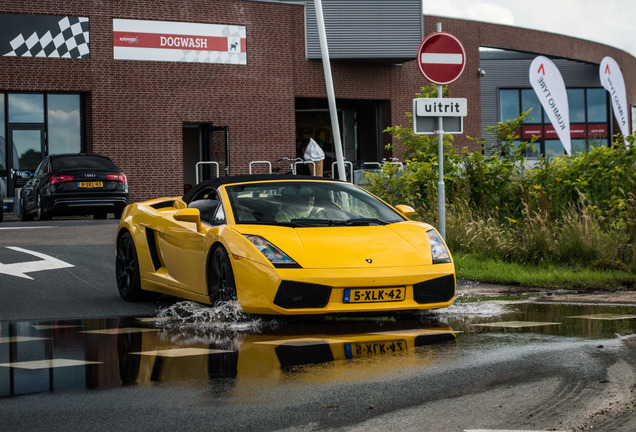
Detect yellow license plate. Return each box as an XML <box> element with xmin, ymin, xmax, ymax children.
<box><xmin>343</xmin><ymin>287</ymin><xmax>405</xmax><ymax>303</ymax></box>
<box><xmin>345</xmin><ymin>339</ymin><xmax>408</xmax><ymax>358</ymax></box>
<box><xmin>78</xmin><ymin>181</ymin><xmax>103</xmax><ymax>188</ymax></box>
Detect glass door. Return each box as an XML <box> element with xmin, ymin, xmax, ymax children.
<box><xmin>8</xmin><ymin>126</ymin><xmax>45</xmax><ymax>196</ymax></box>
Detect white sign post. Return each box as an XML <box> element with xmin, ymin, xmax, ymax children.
<box><xmin>415</xmin><ymin>24</ymin><xmax>466</xmax><ymax>240</ymax></box>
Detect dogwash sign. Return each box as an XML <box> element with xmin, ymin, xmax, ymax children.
<box><xmin>113</xmin><ymin>19</ymin><xmax>246</xmax><ymax>65</ymax></box>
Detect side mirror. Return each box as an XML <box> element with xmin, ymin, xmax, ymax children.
<box><xmin>174</xmin><ymin>208</ymin><xmax>202</xmax><ymax>230</ymax></box>
<box><xmin>395</xmin><ymin>205</ymin><xmax>415</xmax><ymax>218</ymax></box>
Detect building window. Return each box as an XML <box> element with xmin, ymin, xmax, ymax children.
<box><xmin>0</xmin><ymin>93</ymin><xmax>5</xmax><ymax>198</ymax></box>
<box><xmin>2</xmin><ymin>92</ymin><xmax>83</xmax><ymax>155</ymax></box>
<box><xmin>567</xmin><ymin>89</ymin><xmax>585</xmax><ymax>123</ymax></box>
<box><xmin>587</xmin><ymin>88</ymin><xmax>607</xmax><ymax>122</ymax></box>
<box><xmin>47</xmin><ymin>94</ymin><xmax>82</xmax><ymax>154</ymax></box>
<box><xmin>1</xmin><ymin>92</ymin><xmax>83</xmax><ymax>198</ymax></box>
<box><xmin>8</xmin><ymin>93</ymin><xmax>45</xmax><ymax>123</ymax></box>
<box><xmin>521</xmin><ymin>89</ymin><xmax>541</xmax><ymax>124</ymax></box>
<box><xmin>499</xmin><ymin>89</ymin><xmax>519</xmax><ymax>123</ymax></box>
<box><xmin>498</xmin><ymin>88</ymin><xmax>610</xmax><ymax>156</ymax></box>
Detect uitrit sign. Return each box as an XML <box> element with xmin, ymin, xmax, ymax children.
<box><xmin>414</xmin><ymin>98</ymin><xmax>467</xmax><ymax>117</ymax></box>
<box><xmin>412</xmin><ymin>98</ymin><xmax>466</xmax><ymax>135</ymax></box>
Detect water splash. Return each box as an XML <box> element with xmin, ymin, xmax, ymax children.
<box><xmin>438</xmin><ymin>301</ymin><xmax>511</xmax><ymax>318</ymax></box>
<box><xmin>154</xmin><ymin>300</ymin><xmax>264</xmax><ymax>331</ymax></box>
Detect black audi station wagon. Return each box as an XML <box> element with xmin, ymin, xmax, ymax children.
<box><xmin>20</xmin><ymin>153</ymin><xmax>129</xmax><ymax>220</ymax></box>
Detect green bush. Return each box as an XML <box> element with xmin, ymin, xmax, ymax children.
<box><xmin>364</xmin><ymin>86</ymin><xmax>636</xmax><ymax>273</ymax></box>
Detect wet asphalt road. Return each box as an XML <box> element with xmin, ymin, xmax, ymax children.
<box><xmin>0</xmin><ymin>219</ymin><xmax>172</xmax><ymax>321</ymax></box>
<box><xmin>1</xmin><ymin>218</ymin><xmax>635</xmax><ymax>431</ymax></box>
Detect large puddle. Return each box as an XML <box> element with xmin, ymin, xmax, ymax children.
<box><xmin>1</xmin><ymin>299</ymin><xmax>635</xmax><ymax>398</ymax></box>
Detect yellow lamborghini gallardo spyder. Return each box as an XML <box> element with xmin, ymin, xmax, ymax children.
<box><xmin>115</xmin><ymin>175</ymin><xmax>455</xmax><ymax>315</ymax></box>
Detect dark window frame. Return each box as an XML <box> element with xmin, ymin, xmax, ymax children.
<box><xmin>497</xmin><ymin>87</ymin><xmax>611</xmax><ymax>156</ymax></box>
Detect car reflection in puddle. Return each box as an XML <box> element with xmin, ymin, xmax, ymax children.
<box><xmin>0</xmin><ymin>301</ymin><xmax>458</xmax><ymax>398</ymax></box>
<box><xmin>1</xmin><ymin>299</ymin><xmax>635</xmax><ymax>398</ymax></box>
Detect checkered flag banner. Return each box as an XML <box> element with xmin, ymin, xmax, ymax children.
<box><xmin>2</xmin><ymin>16</ymin><xmax>89</xmax><ymax>58</ymax></box>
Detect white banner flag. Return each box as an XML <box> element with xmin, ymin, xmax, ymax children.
<box><xmin>529</xmin><ymin>56</ymin><xmax>571</xmax><ymax>155</ymax></box>
<box><xmin>600</xmin><ymin>56</ymin><xmax>629</xmax><ymax>143</ymax></box>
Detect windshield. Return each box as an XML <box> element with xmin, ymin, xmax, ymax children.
<box><xmin>51</xmin><ymin>155</ymin><xmax>118</xmax><ymax>171</ymax></box>
<box><xmin>225</xmin><ymin>181</ymin><xmax>405</xmax><ymax>226</ymax></box>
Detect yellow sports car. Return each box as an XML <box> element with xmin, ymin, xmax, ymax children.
<box><xmin>115</xmin><ymin>175</ymin><xmax>455</xmax><ymax>315</ymax></box>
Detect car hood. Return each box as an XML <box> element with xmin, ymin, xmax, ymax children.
<box><xmin>232</xmin><ymin>221</ymin><xmax>435</xmax><ymax>268</ymax></box>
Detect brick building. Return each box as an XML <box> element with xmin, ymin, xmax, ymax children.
<box><xmin>1</xmin><ymin>0</ymin><xmax>635</xmax><ymax>206</ymax></box>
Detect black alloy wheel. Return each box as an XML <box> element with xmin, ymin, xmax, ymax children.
<box><xmin>36</xmin><ymin>193</ymin><xmax>51</xmax><ymax>221</ymax></box>
<box><xmin>116</xmin><ymin>231</ymin><xmax>159</xmax><ymax>301</ymax></box>
<box><xmin>208</xmin><ymin>245</ymin><xmax>237</xmax><ymax>304</ymax></box>
<box><xmin>20</xmin><ymin>198</ymin><xmax>34</xmax><ymax>221</ymax></box>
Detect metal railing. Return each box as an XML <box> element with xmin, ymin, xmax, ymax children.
<box><xmin>331</xmin><ymin>160</ymin><xmax>354</xmax><ymax>183</ymax></box>
<box><xmin>249</xmin><ymin>160</ymin><xmax>272</xmax><ymax>174</ymax></box>
<box><xmin>243</xmin><ymin>158</ymin><xmax>404</xmax><ymax>183</ymax></box>
<box><xmin>195</xmin><ymin>161</ymin><xmax>220</xmax><ymax>184</ymax></box>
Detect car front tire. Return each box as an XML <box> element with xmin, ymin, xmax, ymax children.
<box><xmin>116</xmin><ymin>231</ymin><xmax>160</xmax><ymax>301</ymax></box>
<box><xmin>208</xmin><ymin>245</ymin><xmax>237</xmax><ymax>304</ymax></box>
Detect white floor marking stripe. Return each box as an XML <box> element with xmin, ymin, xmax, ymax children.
<box><xmin>0</xmin><ymin>246</ymin><xmax>75</xmax><ymax>280</ymax></box>
<box><xmin>0</xmin><ymin>226</ymin><xmax>55</xmax><ymax>230</ymax></box>
<box><xmin>0</xmin><ymin>336</ymin><xmax>49</xmax><ymax>344</ymax></box>
<box><xmin>0</xmin><ymin>359</ymin><xmax>102</xmax><ymax>369</ymax></box>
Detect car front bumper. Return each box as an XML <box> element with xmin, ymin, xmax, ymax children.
<box><xmin>233</xmin><ymin>258</ymin><xmax>456</xmax><ymax>315</ymax></box>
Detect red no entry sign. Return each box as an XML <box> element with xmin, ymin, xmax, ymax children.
<box><xmin>417</xmin><ymin>32</ymin><xmax>466</xmax><ymax>85</ymax></box>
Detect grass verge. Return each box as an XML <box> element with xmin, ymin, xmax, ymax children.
<box><xmin>454</xmin><ymin>252</ymin><xmax>636</xmax><ymax>291</ymax></box>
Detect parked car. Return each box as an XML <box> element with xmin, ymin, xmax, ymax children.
<box><xmin>115</xmin><ymin>174</ymin><xmax>456</xmax><ymax>315</ymax></box>
<box><xmin>20</xmin><ymin>153</ymin><xmax>129</xmax><ymax>221</ymax></box>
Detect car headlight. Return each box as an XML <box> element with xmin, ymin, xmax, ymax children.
<box><xmin>243</xmin><ymin>235</ymin><xmax>299</xmax><ymax>268</ymax></box>
<box><xmin>426</xmin><ymin>230</ymin><xmax>451</xmax><ymax>264</ymax></box>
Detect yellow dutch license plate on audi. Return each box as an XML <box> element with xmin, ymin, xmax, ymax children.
<box><xmin>78</xmin><ymin>181</ymin><xmax>103</xmax><ymax>188</ymax></box>
<box><xmin>343</xmin><ymin>287</ymin><xmax>405</xmax><ymax>303</ymax></box>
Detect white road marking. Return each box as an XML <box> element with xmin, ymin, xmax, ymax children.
<box><xmin>0</xmin><ymin>246</ymin><xmax>75</xmax><ymax>280</ymax></box>
<box><xmin>465</xmin><ymin>430</ymin><xmax>569</xmax><ymax>432</ymax></box>
<box><xmin>81</xmin><ymin>328</ymin><xmax>157</xmax><ymax>335</ymax></box>
<box><xmin>0</xmin><ymin>336</ymin><xmax>49</xmax><ymax>344</ymax></box>
<box><xmin>0</xmin><ymin>359</ymin><xmax>102</xmax><ymax>369</ymax></box>
<box><xmin>0</xmin><ymin>226</ymin><xmax>55</xmax><ymax>230</ymax></box>
<box><xmin>130</xmin><ymin>348</ymin><xmax>234</xmax><ymax>357</ymax></box>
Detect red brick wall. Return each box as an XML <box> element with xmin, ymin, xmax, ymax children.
<box><xmin>1</xmin><ymin>1</ymin><xmax>302</xmax><ymax>201</ymax></box>
<box><xmin>2</xmin><ymin>3</ymin><xmax>635</xmax><ymax>201</ymax></box>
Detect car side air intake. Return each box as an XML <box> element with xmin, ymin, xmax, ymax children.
<box><xmin>413</xmin><ymin>275</ymin><xmax>455</xmax><ymax>304</ymax></box>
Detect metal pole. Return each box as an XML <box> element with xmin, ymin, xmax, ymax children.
<box><xmin>436</xmin><ymin>22</ymin><xmax>446</xmax><ymax>239</ymax></box>
<box><xmin>437</xmin><ymin>84</ymin><xmax>445</xmax><ymax>239</ymax></box>
<box><xmin>314</xmin><ymin>0</ymin><xmax>347</xmax><ymax>181</ymax></box>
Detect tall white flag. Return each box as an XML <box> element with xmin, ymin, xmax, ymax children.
<box><xmin>529</xmin><ymin>56</ymin><xmax>571</xmax><ymax>155</ymax></box>
<box><xmin>600</xmin><ymin>56</ymin><xmax>629</xmax><ymax>143</ymax></box>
